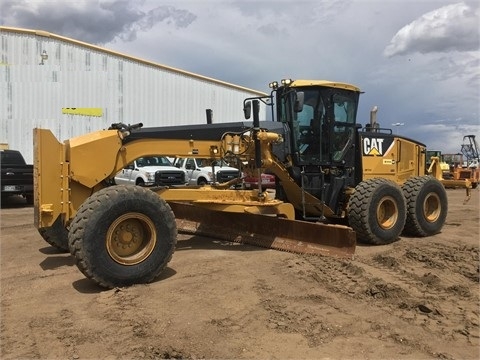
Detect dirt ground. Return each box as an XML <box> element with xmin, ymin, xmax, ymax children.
<box><xmin>1</xmin><ymin>188</ymin><xmax>479</xmax><ymax>360</ymax></box>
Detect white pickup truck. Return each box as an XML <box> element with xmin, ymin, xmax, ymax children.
<box><xmin>173</xmin><ymin>157</ymin><xmax>240</xmax><ymax>186</ymax></box>
<box><xmin>115</xmin><ymin>156</ymin><xmax>187</xmax><ymax>187</ymax></box>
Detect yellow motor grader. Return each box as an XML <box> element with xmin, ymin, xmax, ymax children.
<box><xmin>34</xmin><ymin>79</ymin><xmax>448</xmax><ymax>288</ymax></box>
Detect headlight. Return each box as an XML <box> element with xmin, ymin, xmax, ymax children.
<box><xmin>146</xmin><ymin>172</ymin><xmax>155</xmax><ymax>181</ymax></box>
<box><xmin>269</xmin><ymin>81</ymin><xmax>278</xmax><ymax>89</ymax></box>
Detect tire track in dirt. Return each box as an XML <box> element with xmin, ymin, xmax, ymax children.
<box><xmin>265</xmin><ymin>249</ymin><xmax>479</xmax><ymax>359</ymax></box>
<box><xmin>1</xmin><ymin>190</ymin><xmax>478</xmax><ymax>360</ymax></box>
<box><xmin>254</xmin><ymin>258</ymin><xmax>441</xmax><ymax>358</ymax></box>
<box><xmin>396</xmin><ymin>242</ymin><xmax>479</xmax><ymax>344</ymax></box>
<box><xmin>1</xmin><ymin>307</ymin><xmax>41</xmax><ymax>359</ymax></box>
<box><xmin>254</xmin><ymin>280</ymin><xmax>349</xmax><ymax>347</ymax></box>
<box><xmin>94</xmin><ymin>288</ymin><xmax>163</xmax><ymax>358</ymax></box>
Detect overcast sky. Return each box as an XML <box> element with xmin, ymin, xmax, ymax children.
<box><xmin>1</xmin><ymin>0</ymin><xmax>479</xmax><ymax>154</ymax></box>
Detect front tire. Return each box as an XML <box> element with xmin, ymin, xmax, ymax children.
<box><xmin>38</xmin><ymin>216</ymin><xmax>69</xmax><ymax>252</ymax></box>
<box><xmin>68</xmin><ymin>185</ymin><xmax>177</xmax><ymax>289</ymax></box>
<box><xmin>348</xmin><ymin>178</ymin><xmax>406</xmax><ymax>245</ymax></box>
<box><xmin>402</xmin><ymin>176</ymin><xmax>447</xmax><ymax>237</ymax></box>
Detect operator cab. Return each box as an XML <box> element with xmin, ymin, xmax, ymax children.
<box><xmin>272</xmin><ymin>79</ymin><xmax>360</xmax><ymax>167</ymax></box>
<box><xmin>268</xmin><ymin>79</ymin><xmax>362</xmax><ymax>217</ymax></box>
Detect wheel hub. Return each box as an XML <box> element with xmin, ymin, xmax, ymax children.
<box><xmin>376</xmin><ymin>196</ymin><xmax>398</xmax><ymax>230</ymax></box>
<box><xmin>423</xmin><ymin>192</ymin><xmax>441</xmax><ymax>222</ymax></box>
<box><xmin>106</xmin><ymin>213</ymin><xmax>156</xmax><ymax>265</ymax></box>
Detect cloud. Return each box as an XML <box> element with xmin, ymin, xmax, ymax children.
<box><xmin>136</xmin><ymin>6</ymin><xmax>197</xmax><ymax>31</ymax></box>
<box><xmin>417</xmin><ymin>122</ymin><xmax>480</xmax><ymax>154</ymax></box>
<box><xmin>1</xmin><ymin>0</ymin><xmax>478</xmax><ymax>155</ymax></box>
<box><xmin>384</xmin><ymin>2</ymin><xmax>480</xmax><ymax>57</ymax></box>
<box><xmin>0</xmin><ymin>0</ymin><xmax>196</xmax><ymax>44</ymax></box>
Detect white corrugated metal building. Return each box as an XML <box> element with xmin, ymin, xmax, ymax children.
<box><xmin>0</xmin><ymin>26</ymin><xmax>268</xmax><ymax>163</ymax></box>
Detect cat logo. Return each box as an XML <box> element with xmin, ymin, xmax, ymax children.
<box><xmin>363</xmin><ymin>136</ymin><xmax>394</xmax><ymax>156</ymax></box>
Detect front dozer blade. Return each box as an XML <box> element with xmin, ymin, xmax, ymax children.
<box><xmin>169</xmin><ymin>202</ymin><xmax>356</xmax><ymax>258</ymax></box>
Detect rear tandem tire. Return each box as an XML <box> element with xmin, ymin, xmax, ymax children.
<box><xmin>348</xmin><ymin>178</ymin><xmax>407</xmax><ymax>245</ymax></box>
<box><xmin>68</xmin><ymin>185</ymin><xmax>177</xmax><ymax>289</ymax></box>
<box><xmin>402</xmin><ymin>175</ymin><xmax>448</xmax><ymax>237</ymax></box>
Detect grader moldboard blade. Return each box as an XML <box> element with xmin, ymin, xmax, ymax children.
<box><xmin>168</xmin><ymin>202</ymin><xmax>356</xmax><ymax>258</ymax></box>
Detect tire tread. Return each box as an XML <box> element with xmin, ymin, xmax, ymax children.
<box><xmin>68</xmin><ymin>185</ymin><xmax>176</xmax><ymax>288</ymax></box>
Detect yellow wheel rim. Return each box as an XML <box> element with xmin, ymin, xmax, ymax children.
<box><xmin>106</xmin><ymin>213</ymin><xmax>156</xmax><ymax>265</ymax></box>
<box><xmin>423</xmin><ymin>192</ymin><xmax>441</xmax><ymax>223</ymax></box>
<box><xmin>376</xmin><ymin>196</ymin><xmax>398</xmax><ymax>230</ymax></box>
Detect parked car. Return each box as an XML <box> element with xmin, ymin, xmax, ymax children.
<box><xmin>243</xmin><ymin>172</ymin><xmax>276</xmax><ymax>191</ymax></box>
<box><xmin>173</xmin><ymin>157</ymin><xmax>240</xmax><ymax>186</ymax></box>
<box><xmin>1</xmin><ymin>149</ymin><xmax>34</xmax><ymax>205</ymax></box>
<box><xmin>115</xmin><ymin>156</ymin><xmax>187</xmax><ymax>186</ymax></box>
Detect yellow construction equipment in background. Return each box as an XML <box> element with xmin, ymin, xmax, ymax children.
<box><xmin>426</xmin><ymin>137</ymin><xmax>480</xmax><ymax>203</ymax></box>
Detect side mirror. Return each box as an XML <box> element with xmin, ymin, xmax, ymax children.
<box><xmin>294</xmin><ymin>91</ymin><xmax>304</xmax><ymax>113</ymax></box>
<box><xmin>243</xmin><ymin>102</ymin><xmax>251</xmax><ymax>119</ymax></box>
